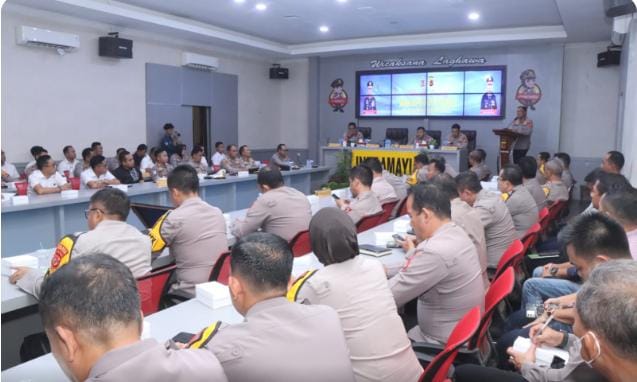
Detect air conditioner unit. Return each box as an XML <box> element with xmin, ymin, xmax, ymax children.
<box><xmin>16</xmin><ymin>26</ymin><xmax>80</xmax><ymax>53</ymax></box>
<box><xmin>182</xmin><ymin>52</ymin><xmax>219</xmax><ymax>71</ymax></box>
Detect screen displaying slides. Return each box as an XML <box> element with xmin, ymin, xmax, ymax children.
<box><xmin>356</xmin><ymin>67</ymin><xmax>505</xmax><ymax>118</ymax></box>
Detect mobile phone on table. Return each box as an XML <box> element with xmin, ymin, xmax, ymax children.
<box><xmin>392</xmin><ymin>234</ymin><xmax>405</xmax><ymax>241</ymax></box>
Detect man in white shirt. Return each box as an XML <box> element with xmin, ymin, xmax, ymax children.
<box><xmin>2</xmin><ymin>150</ymin><xmax>20</xmax><ymax>182</ymax></box>
<box><xmin>57</xmin><ymin>145</ymin><xmax>80</xmax><ymax>176</ymax></box>
<box><xmin>28</xmin><ymin>155</ymin><xmax>71</xmax><ymax>195</ymax></box>
<box><xmin>81</xmin><ymin>155</ymin><xmax>120</xmax><ymax>189</ymax></box>
<box><xmin>211</xmin><ymin>141</ymin><xmax>226</xmax><ymax>167</ymax></box>
<box><xmin>25</xmin><ymin>146</ymin><xmax>48</xmax><ymax>177</ymax></box>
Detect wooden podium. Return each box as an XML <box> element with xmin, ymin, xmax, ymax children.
<box><xmin>492</xmin><ymin>129</ymin><xmax>520</xmax><ymax>170</ymax></box>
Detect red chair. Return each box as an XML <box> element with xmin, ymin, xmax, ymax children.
<box><xmin>521</xmin><ymin>223</ymin><xmax>541</xmax><ymax>255</ymax></box>
<box><xmin>208</xmin><ymin>251</ymin><xmax>231</xmax><ymax>285</ymax></box>
<box><xmin>289</xmin><ymin>230</ymin><xmax>312</xmax><ymax>257</ymax></box>
<box><xmin>262</xmin><ymin>159</ymin><xmax>270</xmax><ymax>165</ymax></box>
<box><xmin>492</xmin><ymin>239</ymin><xmax>524</xmax><ymax>280</ymax></box>
<box><xmin>136</xmin><ymin>264</ymin><xmax>176</xmax><ymax>315</ymax></box>
<box><xmin>380</xmin><ymin>201</ymin><xmax>398</xmax><ymax>223</ymax></box>
<box><xmin>548</xmin><ymin>200</ymin><xmax>567</xmax><ymax>221</ymax></box>
<box><xmin>416</xmin><ymin>306</ymin><xmax>481</xmax><ymax>382</ymax></box>
<box><xmin>355</xmin><ymin>211</ymin><xmax>385</xmax><ymax>233</ymax></box>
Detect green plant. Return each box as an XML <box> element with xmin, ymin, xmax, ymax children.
<box><xmin>322</xmin><ymin>149</ymin><xmax>352</xmax><ymax>189</ymax></box>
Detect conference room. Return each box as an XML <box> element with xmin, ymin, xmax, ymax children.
<box><xmin>2</xmin><ymin>0</ymin><xmax>637</xmax><ymax>381</ymax></box>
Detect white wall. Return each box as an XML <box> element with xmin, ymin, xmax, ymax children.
<box><xmin>1</xmin><ymin>4</ymin><xmax>310</xmax><ymax>163</ymax></box>
<box><xmin>619</xmin><ymin>18</ymin><xmax>637</xmax><ymax>184</ymax></box>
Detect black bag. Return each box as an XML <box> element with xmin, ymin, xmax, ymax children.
<box><xmin>20</xmin><ymin>332</ymin><xmax>51</xmax><ymax>362</ymax></box>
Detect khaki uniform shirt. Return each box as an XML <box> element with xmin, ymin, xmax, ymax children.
<box><xmin>151</xmin><ymin>163</ymin><xmax>173</xmax><ymax>180</ymax></box>
<box><xmin>473</xmin><ymin>189</ymin><xmax>517</xmax><ymax>268</ymax></box>
<box><xmin>343</xmin><ymin>190</ymin><xmax>383</xmax><ymax>224</ymax></box>
<box><xmin>241</xmin><ymin>157</ymin><xmax>256</xmax><ymax>169</ymax></box>
<box><xmin>536</xmin><ymin>166</ymin><xmax>547</xmax><ymax>185</ymax></box>
<box><xmin>562</xmin><ymin>169</ymin><xmax>575</xmax><ymax>190</ymax></box>
<box><xmin>388</xmin><ymin>222</ymin><xmax>484</xmax><ymax>343</ymax></box>
<box><xmin>296</xmin><ymin>257</ymin><xmax>423</xmax><ymax>382</ymax></box>
<box><xmin>446</xmin><ymin>133</ymin><xmax>468</xmax><ymax>148</ymax></box>
<box><xmin>416</xmin><ymin>167</ymin><xmax>429</xmax><ymax>183</ymax></box>
<box><xmin>161</xmin><ymin>197</ymin><xmax>228</xmax><ymax>297</ymax></box>
<box><xmin>371</xmin><ymin>176</ymin><xmax>398</xmax><ymax>204</ymax></box>
<box><xmin>382</xmin><ymin>170</ymin><xmax>408</xmax><ymax>200</ymax></box>
<box><xmin>270</xmin><ymin>153</ymin><xmax>290</xmax><ymax>170</ymax></box>
<box><xmin>221</xmin><ymin>156</ymin><xmax>248</xmax><ymax>174</ymax></box>
<box><xmin>470</xmin><ymin>163</ymin><xmax>492</xmax><ymax>181</ymax></box>
<box><xmin>205</xmin><ymin>297</ymin><xmax>356</xmax><ymax>382</ymax></box>
<box><xmin>505</xmin><ymin>185</ymin><xmax>539</xmax><ymax>239</ymax></box>
<box><xmin>231</xmin><ymin>186</ymin><xmax>312</xmax><ymax>242</ymax></box>
<box><xmin>445</xmin><ymin>163</ymin><xmax>458</xmax><ymax>178</ymax></box>
<box><xmin>86</xmin><ymin>339</ymin><xmax>228</xmax><ymax>382</ymax></box>
<box><xmin>187</xmin><ymin>160</ymin><xmax>209</xmax><ymax>175</ymax></box>
<box><xmin>451</xmin><ymin>198</ymin><xmax>489</xmax><ymax>289</ymax></box>
<box><xmin>524</xmin><ymin>177</ymin><xmax>547</xmax><ymax>211</ymax></box>
<box><xmin>17</xmin><ymin>220</ymin><xmax>152</xmax><ymax>297</ymax></box>
<box><xmin>544</xmin><ymin>180</ymin><xmax>569</xmax><ymax>203</ymax></box>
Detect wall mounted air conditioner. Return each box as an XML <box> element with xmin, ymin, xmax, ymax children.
<box><xmin>16</xmin><ymin>26</ymin><xmax>80</xmax><ymax>54</ymax></box>
<box><xmin>182</xmin><ymin>52</ymin><xmax>219</xmax><ymax>71</ymax></box>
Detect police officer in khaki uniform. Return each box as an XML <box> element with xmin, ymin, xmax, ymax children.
<box><xmin>456</xmin><ymin>172</ymin><xmax>517</xmax><ymax>269</ymax></box>
<box><xmin>498</xmin><ymin>164</ymin><xmax>539</xmax><ymax>239</ymax></box>
<box><xmin>335</xmin><ymin>166</ymin><xmax>382</xmax><ymax>224</ymax></box>
<box><xmin>469</xmin><ymin>150</ymin><xmax>492</xmax><ymax>181</ymax></box>
<box><xmin>446</xmin><ymin>123</ymin><xmax>469</xmax><ymax>148</ymax></box>
<box><xmin>151</xmin><ymin>148</ymin><xmax>173</xmax><ymax>180</ymax></box>
<box><xmin>239</xmin><ymin>145</ymin><xmax>256</xmax><ymax>169</ymax></box>
<box><xmin>221</xmin><ymin>144</ymin><xmax>249</xmax><ymax>175</ymax></box>
<box><xmin>191</xmin><ymin>233</ymin><xmax>355</xmax><ymax>382</ymax></box>
<box><xmin>519</xmin><ymin>156</ymin><xmax>547</xmax><ymax>211</ymax></box>
<box><xmin>38</xmin><ymin>255</ymin><xmax>228</xmax><ymax>382</ymax></box>
<box><xmin>149</xmin><ymin>165</ymin><xmax>228</xmax><ymax>298</ymax></box>
<box><xmin>543</xmin><ymin>159</ymin><xmax>570</xmax><ymax>205</ymax></box>
<box><xmin>231</xmin><ymin>166</ymin><xmax>311</xmax><ymax>242</ymax></box>
<box><xmin>389</xmin><ymin>184</ymin><xmax>484</xmax><ymax>343</ymax></box>
<box><xmin>11</xmin><ymin>188</ymin><xmax>152</xmax><ymax>297</ymax></box>
<box><xmin>288</xmin><ymin>208</ymin><xmax>423</xmax><ymax>382</ymax></box>
<box><xmin>362</xmin><ymin>157</ymin><xmax>398</xmax><ymax>205</ymax></box>
<box><xmin>187</xmin><ymin>146</ymin><xmax>209</xmax><ymax>175</ymax></box>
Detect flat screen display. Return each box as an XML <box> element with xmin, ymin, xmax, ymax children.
<box><xmin>356</xmin><ymin>66</ymin><xmax>506</xmax><ymax>118</ymax></box>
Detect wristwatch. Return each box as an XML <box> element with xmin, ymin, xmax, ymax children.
<box><xmin>549</xmin><ymin>266</ymin><xmax>559</xmax><ymax>277</ymax></box>
<box><xmin>558</xmin><ymin>331</ymin><xmax>569</xmax><ymax>349</ymax></box>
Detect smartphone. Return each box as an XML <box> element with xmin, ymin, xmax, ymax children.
<box><xmin>392</xmin><ymin>234</ymin><xmax>405</xmax><ymax>241</ymax></box>
<box><xmin>331</xmin><ymin>194</ymin><xmax>340</xmax><ymax>200</ymax></box>
<box><xmin>172</xmin><ymin>332</ymin><xmax>195</xmax><ymax>344</ymax></box>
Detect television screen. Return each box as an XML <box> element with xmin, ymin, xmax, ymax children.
<box><xmin>356</xmin><ymin>66</ymin><xmax>506</xmax><ymax>119</ymax></box>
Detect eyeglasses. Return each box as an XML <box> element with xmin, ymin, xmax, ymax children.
<box><xmin>84</xmin><ymin>208</ymin><xmax>104</xmax><ymax>219</ymax></box>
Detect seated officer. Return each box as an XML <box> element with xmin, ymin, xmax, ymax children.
<box><xmin>535</xmin><ymin>151</ymin><xmax>550</xmax><ymax>185</ymax></box>
<box><xmin>186</xmin><ymin>146</ymin><xmax>209</xmax><ymax>175</ymax></box>
<box><xmin>361</xmin><ymin>157</ymin><xmax>398</xmax><ymax>204</ymax></box>
<box><xmin>456</xmin><ymin>171</ymin><xmax>517</xmax><ymax>269</ymax></box>
<box><xmin>335</xmin><ymin>165</ymin><xmax>382</xmax><ymax>224</ymax></box>
<box><xmin>11</xmin><ymin>188</ymin><xmax>152</xmax><ymax>297</ymax></box>
<box><xmin>543</xmin><ymin>159</ymin><xmax>569</xmax><ymax>204</ymax></box>
<box><xmin>469</xmin><ymin>149</ymin><xmax>492</xmax><ymax>181</ymax></box>
<box><xmin>220</xmin><ymin>144</ymin><xmax>248</xmax><ymax>175</ymax></box>
<box><xmin>149</xmin><ymin>165</ymin><xmax>228</xmax><ymax>298</ymax></box>
<box><xmin>518</xmin><ymin>156</ymin><xmax>546</xmax><ymax>211</ymax></box>
<box><xmin>498</xmin><ymin>164</ymin><xmax>538</xmax><ymax>238</ymax></box>
<box><xmin>39</xmin><ymin>254</ymin><xmax>228</xmax><ymax>381</ymax></box>
<box><xmin>389</xmin><ymin>184</ymin><xmax>484</xmax><ymax>343</ymax></box>
<box><xmin>270</xmin><ymin>143</ymin><xmax>291</xmax><ymax>171</ymax></box>
<box><xmin>151</xmin><ymin>147</ymin><xmax>173</xmax><ymax>180</ymax></box>
<box><xmin>426</xmin><ymin>158</ymin><xmax>446</xmax><ymax>181</ymax></box>
<box><xmin>231</xmin><ymin>166</ymin><xmax>311</xmax><ymax>242</ymax></box>
<box><xmin>288</xmin><ymin>208</ymin><xmax>423</xmax><ymax>381</ymax></box>
<box><xmin>28</xmin><ymin>155</ymin><xmax>71</xmax><ymax>195</ymax></box>
<box><xmin>188</xmin><ymin>232</ymin><xmax>355</xmax><ymax>382</ymax></box>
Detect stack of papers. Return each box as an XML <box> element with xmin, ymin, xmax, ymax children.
<box><xmin>2</xmin><ymin>255</ymin><xmax>39</xmax><ymax>276</ymax></box>
<box><xmin>359</xmin><ymin>244</ymin><xmax>393</xmax><ymax>257</ymax></box>
<box><xmin>196</xmin><ymin>281</ymin><xmax>232</xmax><ymax>309</ymax></box>
<box><xmin>513</xmin><ymin>336</ymin><xmax>570</xmax><ymax>367</ymax></box>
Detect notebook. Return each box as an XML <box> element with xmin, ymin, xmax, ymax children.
<box><xmin>359</xmin><ymin>244</ymin><xmax>393</xmax><ymax>257</ymax></box>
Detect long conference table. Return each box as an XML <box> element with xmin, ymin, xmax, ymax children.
<box><xmin>2</xmin><ymin>205</ymin><xmax>412</xmax><ymax>380</ymax></box>
<box><xmin>1</xmin><ymin>167</ymin><xmax>330</xmax><ymax>257</ymax></box>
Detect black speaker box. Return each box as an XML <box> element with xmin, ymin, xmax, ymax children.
<box><xmin>269</xmin><ymin>67</ymin><xmax>289</xmax><ymax>79</ymax></box>
<box><xmin>597</xmin><ymin>50</ymin><xmax>621</xmax><ymax>67</ymax></box>
<box><xmin>604</xmin><ymin>0</ymin><xmax>636</xmax><ymax>17</ymax></box>
<box><xmin>99</xmin><ymin>36</ymin><xmax>133</xmax><ymax>59</ymax></box>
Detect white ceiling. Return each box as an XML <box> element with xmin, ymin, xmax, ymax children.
<box><xmin>7</xmin><ymin>0</ymin><xmax>613</xmax><ymax>56</ymax></box>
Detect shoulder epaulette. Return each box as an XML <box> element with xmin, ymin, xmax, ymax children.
<box><xmin>286</xmin><ymin>269</ymin><xmax>317</xmax><ymax>302</ymax></box>
<box><xmin>187</xmin><ymin>321</ymin><xmax>223</xmax><ymax>349</ymax></box>
<box><xmin>46</xmin><ymin>233</ymin><xmax>82</xmax><ymax>277</ymax></box>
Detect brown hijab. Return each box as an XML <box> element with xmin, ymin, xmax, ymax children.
<box><xmin>309</xmin><ymin>208</ymin><xmax>359</xmax><ymax>266</ymax></box>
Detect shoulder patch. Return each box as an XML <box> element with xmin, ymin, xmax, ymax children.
<box><xmin>286</xmin><ymin>269</ymin><xmax>317</xmax><ymax>302</ymax></box>
<box><xmin>542</xmin><ymin>186</ymin><xmax>550</xmax><ymax>197</ymax></box>
<box><xmin>187</xmin><ymin>321</ymin><xmax>223</xmax><ymax>349</ymax></box>
<box><xmin>46</xmin><ymin>233</ymin><xmax>81</xmax><ymax>277</ymax></box>
<box><xmin>149</xmin><ymin>211</ymin><xmax>171</xmax><ymax>253</ymax></box>
<box><xmin>501</xmin><ymin>192</ymin><xmax>510</xmax><ymax>202</ymax></box>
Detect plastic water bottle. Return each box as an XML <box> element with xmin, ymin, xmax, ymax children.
<box><xmin>384</xmin><ymin>139</ymin><xmax>391</xmax><ymax>148</ymax></box>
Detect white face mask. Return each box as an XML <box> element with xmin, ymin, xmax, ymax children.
<box><xmin>575</xmin><ymin>331</ymin><xmax>602</xmax><ymax>367</ymax></box>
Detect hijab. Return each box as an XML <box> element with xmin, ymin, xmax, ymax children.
<box><xmin>309</xmin><ymin>208</ymin><xmax>359</xmax><ymax>265</ymax></box>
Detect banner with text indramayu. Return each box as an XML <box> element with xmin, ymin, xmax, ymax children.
<box><xmin>351</xmin><ymin>149</ymin><xmax>417</xmax><ymax>176</ymax></box>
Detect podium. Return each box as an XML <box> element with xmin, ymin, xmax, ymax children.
<box><xmin>492</xmin><ymin>129</ymin><xmax>520</xmax><ymax>170</ymax></box>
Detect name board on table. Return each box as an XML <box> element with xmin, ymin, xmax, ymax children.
<box><xmin>351</xmin><ymin>149</ymin><xmax>417</xmax><ymax>176</ymax></box>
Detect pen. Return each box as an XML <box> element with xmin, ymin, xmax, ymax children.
<box><xmin>536</xmin><ymin>314</ymin><xmax>554</xmax><ymax>337</ymax></box>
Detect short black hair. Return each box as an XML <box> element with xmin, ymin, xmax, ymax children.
<box><xmin>239</xmin><ymin>145</ymin><xmax>248</xmax><ymax>156</ymax></box>
<box><xmin>602</xmin><ymin>189</ymin><xmax>637</xmax><ymax>227</ymax></box>
<box><xmin>430</xmin><ymin>158</ymin><xmax>446</xmax><ymax>174</ymax></box>
<box><xmin>30</xmin><ymin>145</ymin><xmax>45</xmax><ymax>158</ymax></box>
<box><xmin>90</xmin><ymin>188</ymin><xmax>130</xmax><ymax>220</ymax></box>
<box><xmin>136</xmin><ymin>144</ymin><xmax>147</xmax><ymax>151</ymax></box>
<box><xmin>607</xmin><ymin>150</ymin><xmax>625</xmax><ymax>171</ymax></box>
<box><xmin>215</xmin><ymin>141</ymin><xmax>224</xmax><ymax>148</ymax></box>
<box><xmin>90</xmin><ymin>155</ymin><xmax>106</xmax><ymax>170</ymax></box>
<box><xmin>414</xmin><ymin>153</ymin><xmax>430</xmax><ymax>166</ymax></box>
<box><xmin>538</xmin><ymin>152</ymin><xmax>550</xmax><ymax>162</ymax></box>
<box><xmin>36</xmin><ymin>155</ymin><xmax>52</xmax><ymax>170</ymax></box>
<box><xmin>118</xmin><ymin>150</ymin><xmax>131</xmax><ymax>164</ymax></box>
<box><xmin>455</xmin><ymin>171</ymin><xmax>482</xmax><ymax>193</ymax></box>
<box><xmin>416</xmin><ymin>126</ymin><xmax>425</xmax><ymax>131</ymax></box>
<box><xmin>231</xmin><ymin>232</ymin><xmax>293</xmax><ymax>293</ymax></box>
<box><xmin>163</xmin><ymin>123</ymin><xmax>174</xmax><ymax>130</ymax></box>
<box><xmin>116</xmin><ymin>148</ymin><xmax>127</xmax><ymax>155</ymax></box>
<box><xmin>584</xmin><ymin>168</ymin><xmax>604</xmax><ymax>186</ymax></box>
<box><xmin>81</xmin><ymin>147</ymin><xmax>93</xmax><ymax>161</ymax></box>
<box><xmin>257</xmin><ymin>166</ymin><xmax>284</xmax><ymax>189</ymax></box>
<box><xmin>410</xmin><ymin>183</ymin><xmax>451</xmax><ymax>219</ymax></box>
<box><xmin>596</xmin><ymin>172</ymin><xmax>632</xmax><ymax>196</ymax></box>
<box><xmin>559</xmin><ymin>213</ymin><xmax>630</xmax><ymax>261</ymax></box>
<box><xmin>227</xmin><ymin>144</ymin><xmax>237</xmax><ymax>151</ymax></box>
<box><xmin>62</xmin><ymin>145</ymin><xmax>73</xmax><ymax>155</ymax></box>
<box><xmin>476</xmin><ymin>149</ymin><xmax>487</xmax><ymax>161</ymax></box>
<box><xmin>168</xmin><ymin>165</ymin><xmax>199</xmax><ymax>194</ymax></box>
<box><xmin>349</xmin><ymin>165</ymin><xmax>373</xmax><ymax>187</ymax></box>
<box><xmin>276</xmin><ymin>143</ymin><xmax>286</xmax><ymax>151</ymax></box>
<box><xmin>39</xmin><ymin>255</ymin><xmax>141</xmax><ymax>336</ymax></box>
<box><xmin>361</xmin><ymin>157</ymin><xmax>383</xmax><ymax>174</ymax></box>
<box><xmin>451</xmin><ymin>123</ymin><xmax>461</xmax><ymax>130</ymax></box>
<box><xmin>191</xmin><ymin>146</ymin><xmax>204</xmax><ymax>157</ymax></box>
<box><xmin>518</xmin><ymin>156</ymin><xmax>538</xmax><ymax>179</ymax></box>
<box><xmin>154</xmin><ymin>147</ymin><xmax>167</xmax><ymax>158</ymax></box>
<box><xmin>469</xmin><ymin>150</ymin><xmax>483</xmax><ymax>163</ymax></box>
<box><xmin>430</xmin><ymin>173</ymin><xmax>459</xmax><ymax>199</ymax></box>
<box><xmin>347</xmin><ymin>122</ymin><xmax>356</xmax><ymax>128</ymax></box>
<box><xmin>554</xmin><ymin>152</ymin><xmax>571</xmax><ymax>168</ymax></box>
<box><xmin>91</xmin><ymin>142</ymin><xmax>102</xmax><ymax>150</ymax></box>
<box><xmin>500</xmin><ymin>164</ymin><xmax>523</xmax><ymax>186</ymax></box>
<box><xmin>175</xmin><ymin>144</ymin><xmax>187</xmax><ymax>157</ymax></box>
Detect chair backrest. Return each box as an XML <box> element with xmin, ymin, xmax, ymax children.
<box><xmin>130</xmin><ymin>203</ymin><xmax>172</xmax><ymax>229</ymax></box>
<box><xmin>463</xmin><ymin>130</ymin><xmax>477</xmax><ymax>152</ymax></box>
<box><xmin>428</xmin><ymin>130</ymin><xmax>442</xmax><ymax>146</ymax></box>
<box><xmin>493</xmin><ymin>239</ymin><xmax>524</xmax><ymax>279</ymax></box>
<box><xmin>538</xmin><ymin>207</ymin><xmax>550</xmax><ymax>232</ymax></box>
<box><xmin>380</xmin><ymin>201</ymin><xmax>398</xmax><ymax>223</ymax></box>
<box><xmin>385</xmin><ymin>128</ymin><xmax>409</xmax><ymax>145</ymax></box>
<box><xmin>394</xmin><ymin>196</ymin><xmax>409</xmax><ymax>219</ymax></box>
<box><xmin>419</xmin><ymin>306</ymin><xmax>482</xmax><ymax>382</ymax></box>
<box><xmin>136</xmin><ymin>264</ymin><xmax>176</xmax><ymax>315</ymax></box>
<box><xmin>358</xmin><ymin>126</ymin><xmax>372</xmax><ymax>140</ymax></box>
<box><xmin>469</xmin><ymin>267</ymin><xmax>515</xmax><ymax>350</ymax></box>
<box><xmin>521</xmin><ymin>223</ymin><xmax>541</xmax><ymax>254</ymax></box>
<box><xmin>356</xmin><ymin>211</ymin><xmax>385</xmax><ymax>233</ymax></box>
<box><xmin>208</xmin><ymin>251</ymin><xmax>232</xmax><ymax>285</ymax></box>
<box><xmin>289</xmin><ymin>230</ymin><xmax>312</xmax><ymax>257</ymax></box>
<box><xmin>548</xmin><ymin>200</ymin><xmax>567</xmax><ymax>221</ymax></box>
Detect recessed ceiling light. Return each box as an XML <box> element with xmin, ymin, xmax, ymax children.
<box><xmin>319</xmin><ymin>25</ymin><xmax>329</xmax><ymax>33</ymax></box>
<box><xmin>336</xmin><ymin>0</ymin><xmax>348</xmax><ymax>3</ymax></box>
<box><xmin>233</xmin><ymin>0</ymin><xmax>245</xmax><ymax>4</ymax></box>
<box><xmin>255</xmin><ymin>3</ymin><xmax>267</xmax><ymax>11</ymax></box>
<box><xmin>468</xmin><ymin>12</ymin><xmax>480</xmax><ymax>21</ymax></box>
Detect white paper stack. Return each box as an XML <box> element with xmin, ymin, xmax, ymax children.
<box><xmin>61</xmin><ymin>190</ymin><xmax>79</xmax><ymax>199</ymax></box>
<box><xmin>374</xmin><ymin>232</ymin><xmax>395</xmax><ymax>246</ymax></box>
<box><xmin>12</xmin><ymin>195</ymin><xmax>29</xmax><ymax>205</ymax></box>
<box><xmin>237</xmin><ymin>171</ymin><xmax>249</xmax><ymax>178</ymax></box>
<box><xmin>513</xmin><ymin>336</ymin><xmax>570</xmax><ymax>367</ymax></box>
<box><xmin>196</xmin><ymin>281</ymin><xmax>232</xmax><ymax>309</ymax></box>
<box><xmin>393</xmin><ymin>218</ymin><xmax>411</xmax><ymax>232</ymax></box>
<box><xmin>110</xmin><ymin>184</ymin><xmax>128</xmax><ymax>193</ymax></box>
<box><xmin>2</xmin><ymin>255</ymin><xmax>39</xmax><ymax>276</ymax></box>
